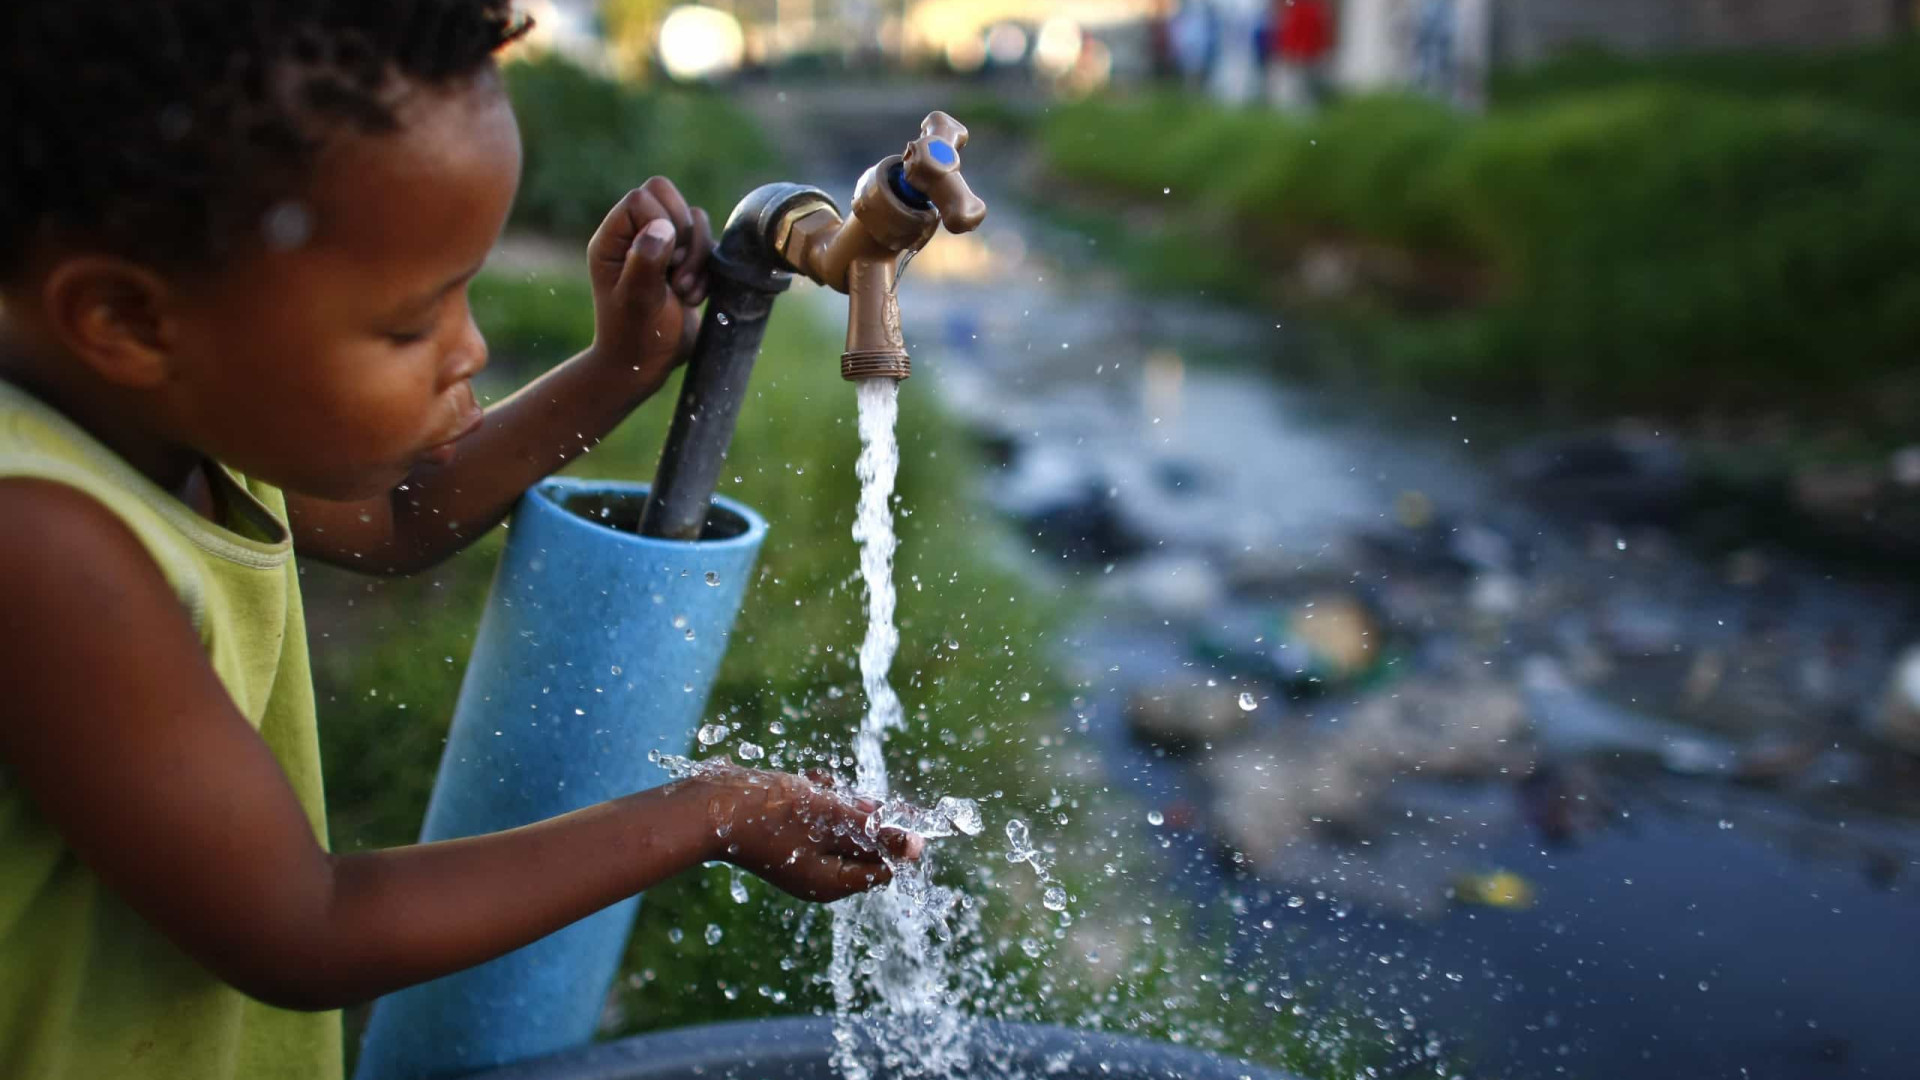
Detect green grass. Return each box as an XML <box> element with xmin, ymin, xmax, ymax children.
<box><xmin>1038</xmin><ymin>42</ymin><xmax>1920</xmax><ymax>424</ymax></box>
<box><xmin>310</xmin><ymin>270</ymin><xmax>1409</xmax><ymax>1076</ymax></box>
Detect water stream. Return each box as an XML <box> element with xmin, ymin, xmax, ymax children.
<box><xmin>828</xmin><ymin>377</ymin><xmax>978</xmax><ymax>1080</ymax></box>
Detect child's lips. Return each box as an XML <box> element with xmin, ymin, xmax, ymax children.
<box><xmin>421</xmin><ymin>410</ymin><xmax>484</xmax><ymax>465</ymax></box>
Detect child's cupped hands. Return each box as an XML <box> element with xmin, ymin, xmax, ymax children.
<box><xmin>585</xmin><ymin>176</ymin><xmax>712</xmax><ymax>388</ymax></box>
<box><xmin>689</xmin><ymin>760</ymin><xmax>927</xmax><ymax>902</ymax></box>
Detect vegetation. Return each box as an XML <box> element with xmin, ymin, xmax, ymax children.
<box><xmin>1038</xmin><ymin>39</ymin><xmax>1920</xmax><ymax>424</ymax></box>
<box><xmin>504</xmin><ymin>55</ymin><xmax>780</xmax><ymax>241</ymax></box>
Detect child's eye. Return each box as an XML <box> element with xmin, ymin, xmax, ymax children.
<box><xmin>386</xmin><ymin>328</ymin><xmax>432</xmax><ymax>346</ymax></box>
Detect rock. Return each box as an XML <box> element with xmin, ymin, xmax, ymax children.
<box><xmin>1503</xmin><ymin>426</ymin><xmax>1692</xmax><ymax>522</ymax></box>
<box><xmin>1517</xmin><ymin>761</ymin><xmax>1614</xmax><ymax>843</ymax></box>
<box><xmin>1469</xmin><ymin>572</ymin><xmax>1524</xmax><ymax>618</ymax></box>
<box><xmin>1346</xmin><ymin>677</ymin><xmax>1533</xmax><ymax>778</ymax></box>
<box><xmin>1892</xmin><ymin>446</ymin><xmax>1920</xmax><ymax>489</ymax></box>
<box><xmin>1097</xmin><ymin>553</ymin><xmax>1226</xmax><ymax>618</ymax></box>
<box><xmin>1869</xmin><ymin>646</ymin><xmax>1920</xmax><ymax>755</ymax></box>
<box><xmin>1125</xmin><ymin>684</ymin><xmax>1254</xmax><ymax>753</ymax></box>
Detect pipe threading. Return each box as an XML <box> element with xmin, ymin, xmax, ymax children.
<box><xmin>842</xmin><ymin>350</ymin><xmax>910</xmax><ymax>381</ymax></box>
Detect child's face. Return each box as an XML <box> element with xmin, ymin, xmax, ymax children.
<box><xmin>162</xmin><ymin>74</ymin><xmax>522</xmax><ymax>501</ymax></box>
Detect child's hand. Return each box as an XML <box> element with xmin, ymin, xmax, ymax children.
<box><xmin>691</xmin><ymin>762</ymin><xmax>925</xmax><ymax>901</ymax></box>
<box><xmin>585</xmin><ymin>177</ymin><xmax>712</xmax><ymax>387</ymax></box>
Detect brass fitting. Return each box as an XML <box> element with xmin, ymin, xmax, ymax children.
<box><xmin>770</xmin><ymin>111</ymin><xmax>987</xmax><ymax>382</ymax></box>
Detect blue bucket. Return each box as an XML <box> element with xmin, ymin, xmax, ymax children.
<box><xmin>355</xmin><ymin>478</ymin><xmax>767</xmax><ymax>1080</ymax></box>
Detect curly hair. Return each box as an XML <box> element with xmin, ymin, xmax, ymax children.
<box><xmin>0</xmin><ymin>1</ymin><xmax>532</xmax><ymax>281</ymax></box>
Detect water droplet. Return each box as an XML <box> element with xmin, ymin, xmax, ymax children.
<box><xmin>1615</xmin><ymin>538</ymin><xmax>1628</xmax><ymax>551</ymax></box>
<box><xmin>1286</xmin><ymin>895</ymin><xmax>1305</xmax><ymax>908</ymax></box>
<box><xmin>672</xmin><ymin>614</ymin><xmax>689</xmax><ymax>629</ymax></box>
<box><xmin>684</xmin><ymin>628</ymin><xmax>696</xmax><ymax>641</ymax></box>
<box><xmin>729</xmin><ymin>869</ymin><xmax>749</xmax><ymax>904</ymax></box>
<box><xmin>1698</xmin><ymin>980</ymin><xmax>1710</xmax><ymax>992</ymax></box>
<box><xmin>667</xmin><ymin>926</ymin><xmax>684</xmax><ymax>944</ymax></box>
<box><xmin>1042</xmin><ymin>885</ymin><xmax>1069</xmax><ymax>912</ymax></box>
<box><xmin>715</xmin><ymin>311</ymin><xmax>731</xmax><ymax>326</ymax></box>
<box><xmin>697</xmin><ymin>723</ymin><xmax>729</xmax><ymax>746</ymax></box>
<box><xmin>1237</xmin><ymin>692</ymin><xmax>1258</xmax><ymax>712</ymax></box>
<box><xmin>737</xmin><ymin>741</ymin><xmax>765</xmax><ymax>761</ymax></box>
<box><xmin>704</xmin><ymin>571</ymin><xmax>721</xmax><ymax>586</ymax></box>
<box><xmin>1146</xmin><ymin>810</ymin><xmax>1165</xmax><ymax>827</ymax></box>
<box><xmin>705</xmin><ymin>923</ymin><xmax>723</xmax><ymax>945</ymax></box>
<box><xmin>1019</xmin><ymin>691</ymin><xmax>1031</xmax><ymax>702</ymax></box>
<box><xmin>1162</xmin><ymin>186</ymin><xmax>1171</xmax><ymax>195</ymax></box>
<box><xmin>1718</xmin><ymin>819</ymin><xmax>1734</xmax><ymax>830</ymax></box>
<box><xmin>683</xmin><ymin>682</ymin><xmax>694</xmax><ymax>693</ymax></box>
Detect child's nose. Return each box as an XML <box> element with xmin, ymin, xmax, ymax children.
<box><xmin>444</xmin><ymin>313</ymin><xmax>489</xmax><ymax>385</ymax></box>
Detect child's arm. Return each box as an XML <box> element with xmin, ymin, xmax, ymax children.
<box><xmin>0</xmin><ymin>481</ymin><xmax>913</xmax><ymax>1011</ymax></box>
<box><xmin>288</xmin><ymin>177</ymin><xmax>711</xmax><ymax>575</ymax></box>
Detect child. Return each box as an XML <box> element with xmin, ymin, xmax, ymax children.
<box><xmin>0</xmin><ymin>3</ymin><xmax>921</xmax><ymax>1078</ymax></box>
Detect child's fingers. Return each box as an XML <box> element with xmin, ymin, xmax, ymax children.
<box><xmin>615</xmin><ymin>218</ymin><xmax>677</xmax><ymax>313</ymax></box>
<box><xmin>588</xmin><ymin>185</ymin><xmax>670</xmax><ymax>281</ymax></box>
<box><xmin>799</xmin><ymin>853</ymin><xmax>894</xmax><ymax>900</ymax></box>
<box><xmin>675</xmin><ymin>207</ymin><xmax>713</xmax><ymax>306</ymax></box>
<box><xmin>640</xmin><ymin>176</ymin><xmax>697</xmax><ymax>256</ymax></box>
<box><xmin>879</xmin><ymin>827</ymin><xmax>925</xmax><ymax>862</ymax></box>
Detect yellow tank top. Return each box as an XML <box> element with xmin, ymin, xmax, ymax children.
<box><xmin>0</xmin><ymin>379</ymin><xmax>341</xmax><ymax>1080</ymax></box>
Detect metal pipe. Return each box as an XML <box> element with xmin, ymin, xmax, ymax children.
<box><xmin>638</xmin><ymin>182</ymin><xmax>836</xmax><ymax>540</ymax></box>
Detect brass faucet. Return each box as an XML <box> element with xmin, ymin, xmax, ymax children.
<box><xmin>770</xmin><ymin>112</ymin><xmax>987</xmax><ymax>381</ymax></box>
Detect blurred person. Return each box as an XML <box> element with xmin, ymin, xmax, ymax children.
<box><xmin>0</xmin><ymin>3</ymin><xmax>924</xmax><ymax>1078</ymax></box>
<box><xmin>1268</xmin><ymin>0</ymin><xmax>1335</xmax><ymax>111</ymax></box>
<box><xmin>1169</xmin><ymin>0</ymin><xmax>1220</xmax><ymax>90</ymax></box>
<box><xmin>1412</xmin><ymin>0</ymin><xmax>1455</xmax><ymax>99</ymax></box>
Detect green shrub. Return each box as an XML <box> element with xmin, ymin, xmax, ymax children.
<box><xmin>1040</xmin><ymin>78</ymin><xmax>1920</xmax><ymax>414</ymax></box>
<box><xmin>1492</xmin><ymin>35</ymin><xmax>1920</xmax><ymax>120</ymax></box>
<box><xmin>505</xmin><ymin>56</ymin><xmax>780</xmax><ymax>241</ymax></box>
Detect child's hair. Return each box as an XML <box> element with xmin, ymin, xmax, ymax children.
<box><xmin>0</xmin><ymin>1</ymin><xmax>532</xmax><ymax>282</ymax></box>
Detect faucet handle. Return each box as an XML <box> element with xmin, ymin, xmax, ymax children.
<box><xmin>902</xmin><ymin>111</ymin><xmax>987</xmax><ymax>234</ymax></box>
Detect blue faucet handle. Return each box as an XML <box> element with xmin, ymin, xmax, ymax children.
<box><xmin>902</xmin><ymin>111</ymin><xmax>986</xmax><ymax>233</ymax></box>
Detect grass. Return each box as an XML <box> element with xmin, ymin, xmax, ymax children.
<box><xmin>308</xmin><ymin>269</ymin><xmax>1415</xmax><ymax>1076</ymax></box>
<box><xmin>505</xmin><ymin>55</ymin><xmax>782</xmax><ymax>242</ymax></box>
<box><xmin>1036</xmin><ymin>40</ymin><xmax>1920</xmax><ymax>427</ymax></box>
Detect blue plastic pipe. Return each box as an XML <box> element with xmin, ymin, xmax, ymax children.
<box><xmin>354</xmin><ymin>477</ymin><xmax>766</xmax><ymax>1080</ymax></box>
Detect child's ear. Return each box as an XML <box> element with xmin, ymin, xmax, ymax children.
<box><xmin>39</xmin><ymin>256</ymin><xmax>178</xmax><ymax>389</ymax></box>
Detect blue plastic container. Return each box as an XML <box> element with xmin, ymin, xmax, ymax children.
<box><xmin>354</xmin><ymin>478</ymin><xmax>767</xmax><ymax>1080</ymax></box>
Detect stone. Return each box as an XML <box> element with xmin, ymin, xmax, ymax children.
<box><xmin>1503</xmin><ymin>426</ymin><xmax>1692</xmax><ymax>522</ymax></box>
<box><xmin>1125</xmin><ymin>684</ymin><xmax>1254</xmax><ymax>753</ymax></box>
<box><xmin>1869</xmin><ymin>646</ymin><xmax>1920</xmax><ymax>755</ymax></box>
<box><xmin>1097</xmin><ymin>552</ymin><xmax>1226</xmax><ymax>618</ymax></box>
<box><xmin>1346</xmin><ymin>677</ymin><xmax>1533</xmax><ymax>778</ymax></box>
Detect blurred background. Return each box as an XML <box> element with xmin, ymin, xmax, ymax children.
<box><xmin>310</xmin><ymin>3</ymin><xmax>1920</xmax><ymax>1078</ymax></box>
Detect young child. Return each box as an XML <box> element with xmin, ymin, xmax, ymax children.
<box><xmin>0</xmin><ymin>3</ymin><xmax>921</xmax><ymax>1078</ymax></box>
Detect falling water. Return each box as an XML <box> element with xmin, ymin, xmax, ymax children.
<box><xmin>850</xmin><ymin>377</ymin><xmax>904</xmax><ymax>791</ymax></box>
<box><xmin>828</xmin><ymin>377</ymin><xmax>979</xmax><ymax>1080</ymax></box>
<box><xmin>659</xmin><ymin>378</ymin><xmax>985</xmax><ymax>1079</ymax></box>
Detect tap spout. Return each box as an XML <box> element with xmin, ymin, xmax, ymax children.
<box><xmin>771</xmin><ymin>111</ymin><xmax>988</xmax><ymax>383</ymax></box>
